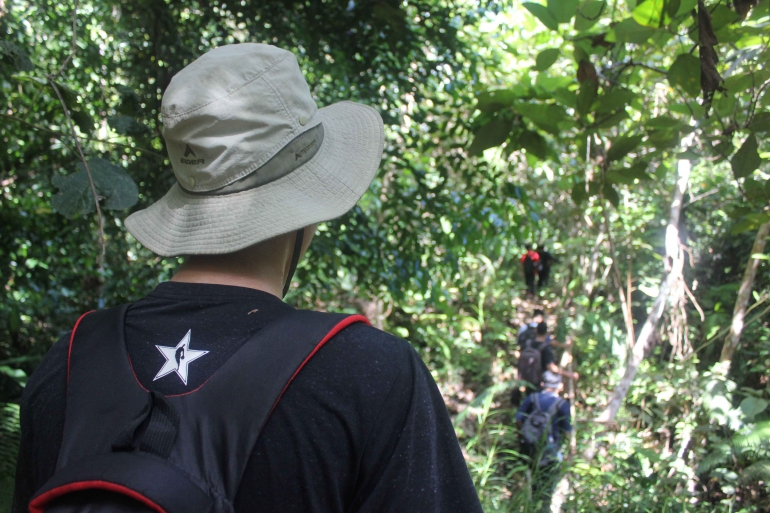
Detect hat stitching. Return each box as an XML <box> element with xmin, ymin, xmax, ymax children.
<box><xmin>180</xmin><ymin>75</ymin><xmax>313</xmax><ymax>192</ymax></box>
<box><xmin>262</xmin><ymin>74</ymin><xmax>300</xmax><ymax>132</ymax></box>
<box><xmin>200</xmin><ymin>120</ymin><xmax>322</xmax><ymax>192</ymax></box>
<box><xmin>161</xmin><ymin>52</ymin><xmax>289</xmax><ymax>122</ymax></box>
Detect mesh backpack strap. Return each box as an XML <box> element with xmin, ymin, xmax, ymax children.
<box><xmin>33</xmin><ymin>306</ymin><xmax>370</xmax><ymax>512</ymax></box>
<box><xmin>166</xmin><ymin>309</ymin><xmax>371</xmax><ymax>502</ymax></box>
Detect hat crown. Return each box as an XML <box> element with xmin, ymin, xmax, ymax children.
<box><xmin>542</xmin><ymin>370</ymin><xmax>562</xmax><ymax>387</ymax></box>
<box><xmin>161</xmin><ymin>44</ymin><xmax>319</xmax><ymax>192</ymax></box>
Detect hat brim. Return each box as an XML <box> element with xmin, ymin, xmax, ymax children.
<box><xmin>125</xmin><ymin>101</ymin><xmax>384</xmax><ymax>256</ymax></box>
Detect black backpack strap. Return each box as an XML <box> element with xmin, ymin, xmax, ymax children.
<box><xmin>545</xmin><ymin>397</ymin><xmax>565</xmax><ymax>418</ymax></box>
<box><xmin>33</xmin><ymin>306</ymin><xmax>369</xmax><ymax>512</ymax></box>
<box><xmin>167</xmin><ymin>309</ymin><xmax>370</xmax><ymax>501</ymax></box>
<box><xmin>532</xmin><ymin>393</ymin><xmax>541</xmax><ymax>413</ymax></box>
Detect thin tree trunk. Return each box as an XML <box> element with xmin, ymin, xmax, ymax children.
<box><xmin>720</xmin><ymin>221</ymin><xmax>770</xmax><ymax>364</ymax></box>
<box><xmin>596</xmin><ymin>159</ymin><xmax>691</xmax><ymax>423</ymax></box>
<box><xmin>604</xmin><ymin>206</ymin><xmax>636</xmax><ymax>349</ymax></box>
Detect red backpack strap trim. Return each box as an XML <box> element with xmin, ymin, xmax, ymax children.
<box><xmin>29</xmin><ymin>480</ymin><xmax>166</xmax><ymax>513</ymax></box>
<box><xmin>269</xmin><ymin>314</ymin><xmax>369</xmax><ymax>417</ymax></box>
<box><xmin>67</xmin><ymin>311</ymin><xmax>94</xmax><ymax>386</ymax></box>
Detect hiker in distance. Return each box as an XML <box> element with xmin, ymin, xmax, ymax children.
<box><xmin>13</xmin><ymin>44</ymin><xmax>483</xmax><ymax>513</ymax></box>
<box><xmin>516</xmin><ymin>370</ymin><xmax>572</xmax><ymax>513</ymax></box>
<box><xmin>519</xmin><ymin>309</ymin><xmax>571</xmax><ymax>350</ymax></box>
<box><xmin>521</xmin><ymin>243</ymin><xmax>540</xmax><ymax>296</ymax></box>
<box><xmin>512</xmin><ymin>322</ymin><xmax>578</xmax><ymax>406</ymax></box>
<box><xmin>536</xmin><ymin>244</ymin><xmax>557</xmax><ymax>290</ymax></box>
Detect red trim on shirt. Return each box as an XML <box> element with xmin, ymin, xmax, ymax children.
<box><xmin>29</xmin><ymin>480</ymin><xmax>166</xmax><ymax>513</ymax></box>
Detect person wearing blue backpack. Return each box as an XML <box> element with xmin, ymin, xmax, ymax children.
<box><xmin>12</xmin><ymin>44</ymin><xmax>482</xmax><ymax>513</ymax></box>
<box><xmin>516</xmin><ymin>370</ymin><xmax>572</xmax><ymax>513</ymax></box>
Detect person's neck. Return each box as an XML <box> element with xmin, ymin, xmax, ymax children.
<box><xmin>170</xmin><ymin>240</ymin><xmax>293</xmax><ymax>298</ymax></box>
<box><xmin>171</xmin><ymin>262</ymin><xmax>284</xmax><ymax>297</ymax></box>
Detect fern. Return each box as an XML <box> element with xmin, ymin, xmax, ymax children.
<box><xmin>739</xmin><ymin>460</ymin><xmax>770</xmax><ymax>485</ymax></box>
<box><xmin>0</xmin><ymin>403</ymin><xmax>20</xmax><ymax>480</ymax></box>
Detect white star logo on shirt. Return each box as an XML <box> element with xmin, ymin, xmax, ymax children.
<box><xmin>154</xmin><ymin>330</ymin><xmax>209</xmax><ymax>386</ymax></box>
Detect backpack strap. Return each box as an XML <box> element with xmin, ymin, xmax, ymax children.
<box><xmin>33</xmin><ymin>306</ymin><xmax>369</xmax><ymax>512</ymax></box>
<box><xmin>532</xmin><ymin>393</ymin><xmax>541</xmax><ymax>413</ymax></box>
<box><xmin>545</xmin><ymin>397</ymin><xmax>565</xmax><ymax>418</ymax></box>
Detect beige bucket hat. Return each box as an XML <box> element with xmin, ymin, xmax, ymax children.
<box><xmin>125</xmin><ymin>43</ymin><xmax>384</xmax><ymax>256</ymax></box>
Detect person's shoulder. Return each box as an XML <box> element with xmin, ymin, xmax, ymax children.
<box><xmin>323</xmin><ymin>321</ymin><xmax>417</xmax><ymax>369</ymax></box>
<box><xmin>23</xmin><ymin>332</ymin><xmax>70</xmax><ymax>406</ymax></box>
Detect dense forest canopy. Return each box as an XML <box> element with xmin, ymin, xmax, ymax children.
<box><xmin>1</xmin><ymin>0</ymin><xmax>769</xmax><ymax>511</ymax></box>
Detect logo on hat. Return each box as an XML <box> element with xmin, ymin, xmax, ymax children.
<box><xmin>295</xmin><ymin>140</ymin><xmax>317</xmax><ymax>161</ymax></box>
<box><xmin>181</xmin><ymin>144</ymin><xmax>204</xmax><ymax>165</ymax></box>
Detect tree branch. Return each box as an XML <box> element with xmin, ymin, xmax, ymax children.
<box><xmin>47</xmin><ymin>78</ymin><xmax>106</xmax><ymax>264</ymax></box>
<box><xmin>720</xmin><ymin>221</ymin><xmax>770</xmax><ymax>365</ymax></box>
<box><xmin>596</xmin><ymin>158</ymin><xmax>691</xmax><ymax>424</ymax></box>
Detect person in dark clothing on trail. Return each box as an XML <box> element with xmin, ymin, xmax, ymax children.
<box><xmin>511</xmin><ymin>322</ymin><xmax>577</xmax><ymax>406</ymax></box>
<box><xmin>518</xmin><ymin>309</ymin><xmax>546</xmax><ymax>338</ymax></box>
<box><xmin>13</xmin><ymin>44</ymin><xmax>483</xmax><ymax>513</ymax></box>
<box><xmin>536</xmin><ymin>245</ymin><xmax>557</xmax><ymax>290</ymax></box>
<box><xmin>521</xmin><ymin>244</ymin><xmax>540</xmax><ymax>296</ymax></box>
<box><xmin>519</xmin><ymin>309</ymin><xmax>571</xmax><ymax>350</ymax></box>
<box><xmin>516</xmin><ymin>371</ymin><xmax>572</xmax><ymax>513</ymax></box>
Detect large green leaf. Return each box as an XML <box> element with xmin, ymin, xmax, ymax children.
<box><xmin>517</xmin><ymin>129</ymin><xmax>549</xmax><ymax>160</ymax></box>
<box><xmin>476</xmin><ymin>87</ymin><xmax>527</xmax><ymax>112</ymax></box>
<box><xmin>469</xmin><ymin>118</ymin><xmax>512</xmax><ymax>156</ymax></box>
<box><xmin>51</xmin><ymin>158</ymin><xmax>139</xmax><ymax>219</ymax></box>
<box><xmin>607</xmin><ymin>18</ymin><xmax>657</xmax><ymax>43</ymax></box>
<box><xmin>731</xmin><ymin>134</ymin><xmax>762</xmax><ymax>179</ymax></box>
<box><xmin>593</xmin><ymin>110</ymin><xmax>629</xmax><ymax>129</ymax></box>
<box><xmin>606</xmin><ymin>162</ymin><xmax>652</xmax><ymax>184</ymax></box>
<box><xmin>548</xmin><ymin>0</ymin><xmax>579</xmax><ymax>23</ymax></box>
<box><xmin>595</xmin><ymin>87</ymin><xmax>638</xmax><ymax>115</ymax></box>
<box><xmin>534</xmin><ymin>48</ymin><xmax>561</xmax><ymax>71</ymax></box>
<box><xmin>603</xmin><ymin>182</ymin><xmax>620</xmax><ymax>206</ymax></box>
<box><xmin>632</xmin><ymin>0</ymin><xmax>666</xmax><ymax>27</ymax></box>
<box><xmin>523</xmin><ymin>2</ymin><xmax>559</xmax><ymax>30</ymax></box>
<box><xmin>607</xmin><ymin>135</ymin><xmax>644</xmax><ymax>162</ymax></box>
<box><xmin>576</xmin><ymin>81</ymin><xmax>598</xmax><ymax>116</ymax></box>
<box><xmin>515</xmin><ymin>103</ymin><xmax>568</xmax><ymax>134</ymax></box>
<box><xmin>0</xmin><ymin>41</ymin><xmax>33</xmax><ymax>71</ymax></box>
<box><xmin>107</xmin><ymin>116</ymin><xmax>152</xmax><ymax>137</ymax></box>
<box><xmin>710</xmin><ymin>4</ymin><xmax>739</xmax><ymax>31</ymax></box>
<box><xmin>668</xmin><ymin>53</ymin><xmax>701</xmax><ymax>97</ymax></box>
<box><xmin>571</xmin><ymin>181</ymin><xmax>588</xmax><ymax>204</ymax></box>
<box><xmin>744</xmin><ymin>178</ymin><xmax>770</xmax><ymax>203</ymax></box>
<box><xmin>749</xmin><ymin>111</ymin><xmax>770</xmax><ymax>133</ymax></box>
<box><xmin>575</xmin><ymin>0</ymin><xmax>605</xmax><ymax>31</ymax></box>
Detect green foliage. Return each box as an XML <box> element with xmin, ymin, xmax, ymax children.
<box><xmin>51</xmin><ymin>158</ymin><xmax>139</xmax><ymax>219</ymax></box>
<box><xmin>2</xmin><ymin>0</ymin><xmax>770</xmax><ymax>511</ymax></box>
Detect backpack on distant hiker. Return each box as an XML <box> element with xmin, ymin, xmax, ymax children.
<box><xmin>522</xmin><ymin>251</ymin><xmax>538</xmax><ymax>273</ymax></box>
<box><xmin>28</xmin><ymin>306</ymin><xmax>367</xmax><ymax>513</ymax></box>
<box><xmin>517</xmin><ymin>335</ymin><xmax>545</xmax><ymax>387</ymax></box>
<box><xmin>521</xmin><ymin>394</ymin><xmax>565</xmax><ymax>465</ymax></box>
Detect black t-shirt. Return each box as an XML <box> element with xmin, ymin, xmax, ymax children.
<box><xmin>12</xmin><ymin>282</ymin><xmax>482</xmax><ymax>513</ymax></box>
<box><xmin>537</xmin><ymin>251</ymin><xmax>555</xmax><ymax>270</ymax></box>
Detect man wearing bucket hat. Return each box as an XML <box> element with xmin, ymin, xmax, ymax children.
<box><xmin>13</xmin><ymin>44</ymin><xmax>483</xmax><ymax>512</ymax></box>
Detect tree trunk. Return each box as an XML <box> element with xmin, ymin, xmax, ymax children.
<box><xmin>719</xmin><ymin>221</ymin><xmax>770</xmax><ymax>365</ymax></box>
<box><xmin>596</xmin><ymin>158</ymin><xmax>691</xmax><ymax>423</ymax></box>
